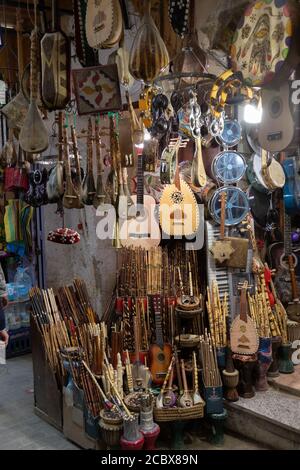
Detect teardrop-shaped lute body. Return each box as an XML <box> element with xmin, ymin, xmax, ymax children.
<box><xmin>129</xmin><ymin>1</ymin><xmax>169</xmax><ymax>83</ymax></box>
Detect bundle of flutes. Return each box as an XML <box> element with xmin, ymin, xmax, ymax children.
<box><xmin>30</xmin><ymin>287</ymin><xmax>73</xmax><ymax>382</ymax></box>
<box><xmin>200</xmin><ymin>331</ymin><xmax>222</xmax><ymax>387</ymax></box>
<box><xmin>77</xmin><ymin>321</ymin><xmax>107</xmax><ymax>375</ymax></box>
<box><xmin>206</xmin><ymin>281</ymin><xmax>228</xmax><ymax>348</ymax></box>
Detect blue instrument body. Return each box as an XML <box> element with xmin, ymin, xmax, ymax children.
<box><xmin>283</xmin><ymin>157</ymin><xmax>300</xmax><ymax>215</ymax></box>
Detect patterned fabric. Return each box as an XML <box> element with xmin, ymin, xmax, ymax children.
<box><xmin>47</xmin><ymin>228</ymin><xmax>80</xmax><ymax>245</ymax></box>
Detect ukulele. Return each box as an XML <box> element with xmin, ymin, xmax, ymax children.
<box><xmin>230</xmin><ymin>281</ymin><xmax>259</xmax><ymax>356</ymax></box>
<box><xmin>119</xmin><ymin>148</ymin><xmax>161</xmax><ymax>249</ymax></box>
<box><xmin>85</xmin><ymin>0</ymin><xmax>123</xmax><ymax>49</ymax></box>
<box><xmin>149</xmin><ymin>294</ymin><xmax>172</xmax><ymax>386</ymax></box>
<box><xmin>179</xmin><ymin>359</ymin><xmax>193</xmax><ymax>408</ymax></box>
<box><xmin>258</xmin><ymin>83</ymin><xmax>295</xmax><ymax>152</ymax></box>
<box><xmin>19</xmin><ymin>5</ymin><xmax>49</xmax><ymax>154</ymax></box>
<box><xmin>82</xmin><ymin>119</ymin><xmax>96</xmax><ymax>205</ymax></box>
<box><xmin>93</xmin><ymin>117</ymin><xmax>106</xmax><ymax>209</ymax></box>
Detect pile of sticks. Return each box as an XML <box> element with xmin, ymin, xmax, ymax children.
<box><xmin>206</xmin><ymin>281</ymin><xmax>228</xmax><ymax>348</ymax></box>
<box><xmin>200</xmin><ymin>331</ymin><xmax>222</xmax><ymax>387</ymax></box>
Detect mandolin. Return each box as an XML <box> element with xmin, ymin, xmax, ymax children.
<box><xmin>129</xmin><ymin>0</ymin><xmax>169</xmax><ymax>84</ymax></box>
<box><xmin>40</xmin><ymin>0</ymin><xmax>71</xmax><ymax>111</ymax></box>
<box><xmin>149</xmin><ymin>294</ymin><xmax>172</xmax><ymax>386</ymax></box>
<box><xmin>85</xmin><ymin>0</ymin><xmax>123</xmax><ymax>49</ymax></box>
<box><xmin>19</xmin><ymin>5</ymin><xmax>49</xmax><ymax>154</ymax></box>
<box><xmin>93</xmin><ymin>117</ymin><xmax>106</xmax><ymax>209</ymax></box>
<box><xmin>62</xmin><ymin>124</ymin><xmax>81</xmax><ymax>209</ymax></box>
<box><xmin>258</xmin><ymin>83</ymin><xmax>295</xmax><ymax>152</ymax></box>
<box><xmin>179</xmin><ymin>359</ymin><xmax>193</xmax><ymax>408</ymax></box>
<box><xmin>47</xmin><ymin>112</ymin><xmax>64</xmax><ymax>203</ymax></box>
<box><xmin>82</xmin><ymin>119</ymin><xmax>96</xmax><ymax>205</ymax></box>
<box><xmin>119</xmin><ymin>148</ymin><xmax>161</xmax><ymax>249</ymax></box>
<box><xmin>230</xmin><ymin>281</ymin><xmax>259</xmax><ymax>356</ymax></box>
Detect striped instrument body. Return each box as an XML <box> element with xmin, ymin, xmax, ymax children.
<box><xmin>40</xmin><ymin>31</ymin><xmax>70</xmax><ymax>110</ymax></box>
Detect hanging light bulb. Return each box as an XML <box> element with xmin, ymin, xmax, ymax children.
<box><xmin>244</xmin><ymin>98</ymin><xmax>262</xmax><ymax>124</ymax></box>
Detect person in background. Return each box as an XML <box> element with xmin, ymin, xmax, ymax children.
<box><xmin>0</xmin><ymin>262</ymin><xmax>9</xmax><ymax>345</ymax></box>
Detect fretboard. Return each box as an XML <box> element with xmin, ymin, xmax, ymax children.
<box><xmin>284</xmin><ymin>212</ymin><xmax>292</xmax><ymax>256</ymax></box>
<box><xmin>155</xmin><ymin>311</ymin><xmax>164</xmax><ymax>348</ymax></box>
<box><xmin>137</xmin><ymin>153</ymin><xmax>144</xmax><ymax>206</ymax></box>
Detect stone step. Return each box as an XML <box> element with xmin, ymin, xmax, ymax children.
<box><xmin>268</xmin><ymin>366</ymin><xmax>300</xmax><ymax>398</ymax></box>
<box><xmin>224</xmin><ymin>388</ymin><xmax>300</xmax><ymax>450</ymax></box>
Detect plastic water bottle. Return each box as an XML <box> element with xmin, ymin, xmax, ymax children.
<box><xmin>14</xmin><ymin>267</ymin><xmax>32</xmax><ymax>302</ymax></box>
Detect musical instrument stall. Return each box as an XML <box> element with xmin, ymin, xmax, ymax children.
<box><xmin>1</xmin><ymin>0</ymin><xmax>300</xmax><ymax>452</ymax></box>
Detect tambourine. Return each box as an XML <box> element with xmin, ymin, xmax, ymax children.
<box><xmin>231</xmin><ymin>0</ymin><xmax>296</xmax><ymax>87</ymax></box>
<box><xmin>212</xmin><ymin>150</ymin><xmax>246</xmax><ymax>184</ymax></box>
<box><xmin>218</xmin><ymin>119</ymin><xmax>242</xmax><ymax>147</ymax></box>
<box><xmin>210</xmin><ymin>186</ymin><xmax>249</xmax><ymax>226</ymax></box>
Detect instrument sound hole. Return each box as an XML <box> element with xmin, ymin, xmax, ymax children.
<box><xmin>270</xmin><ymin>98</ymin><xmax>282</xmax><ymax>119</ymax></box>
<box><xmin>157</xmin><ymin>352</ymin><xmax>165</xmax><ymax>362</ymax></box>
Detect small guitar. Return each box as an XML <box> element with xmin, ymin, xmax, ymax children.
<box><xmin>179</xmin><ymin>359</ymin><xmax>193</xmax><ymax>408</ymax></box>
<box><xmin>85</xmin><ymin>0</ymin><xmax>123</xmax><ymax>49</ymax></box>
<box><xmin>230</xmin><ymin>281</ymin><xmax>259</xmax><ymax>356</ymax></box>
<box><xmin>149</xmin><ymin>294</ymin><xmax>172</xmax><ymax>386</ymax></box>
<box><xmin>82</xmin><ymin>119</ymin><xmax>96</xmax><ymax>205</ymax></box>
<box><xmin>258</xmin><ymin>83</ymin><xmax>295</xmax><ymax>152</ymax></box>
<box><xmin>119</xmin><ymin>148</ymin><xmax>161</xmax><ymax>249</ymax></box>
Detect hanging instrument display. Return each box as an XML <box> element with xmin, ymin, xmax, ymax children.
<box><xmin>82</xmin><ymin>118</ymin><xmax>96</xmax><ymax>206</ymax></box>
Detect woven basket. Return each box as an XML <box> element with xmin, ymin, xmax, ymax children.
<box><xmin>153</xmin><ymin>402</ymin><xmax>204</xmax><ymax>422</ymax></box>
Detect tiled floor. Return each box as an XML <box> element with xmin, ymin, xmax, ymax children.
<box><xmin>0</xmin><ymin>355</ymin><xmax>266</xmax><ymax>450</ymax></box>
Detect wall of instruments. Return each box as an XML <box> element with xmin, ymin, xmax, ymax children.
<box><xmin>1</xmin><ymin>0</ymin><xmax>300</xmax><ymax>449</ymax></box>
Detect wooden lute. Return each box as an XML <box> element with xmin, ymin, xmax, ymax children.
<box><xmin>93</xmin><ymin>117</ymin><xmax>106</xmax><ymax>209</ymax></box>
<box><xmin>70</xmin><ymin>124</ymin><xmax>84</xmax><ymax>208</ymax></box>
<box><xmin>179</xmin><ymin>359</ymin><xmax>193</xmax><ymax>408</ymax></box>
<box><xmin>82</xmin><ymin>119</ymin><xmax>96</xmax><ymax>205</ymax></box>
<box><xmin>19</xmin><ymin>4</ymin><xmax>49</xmax><ymax>154</ymax></box>
<box><xmin>230</xmin><ymin>281</ymin><xmax>259</xmax><ymax>356</ymax></box>
<box><xmin>47</xmin><ymin>111</ymin><xmax>64</xmax><ymax>203</ymax></box>
<box><xmin>62</xmin><ymin>124</ymin><xmax>81</xmax><ymax>209</ymax></box>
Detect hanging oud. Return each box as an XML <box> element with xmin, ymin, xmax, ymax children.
<box><xmin>40</xmin><ymin>0</ymin><xmax>71</xmax><ymax>111</ymax></box>
<box><xmin>230</xmin><ymin>281</ymin><xmax>259</xmax><ymax>356</ymax></box>
<box><xmin>19</xmin><ymin>13</ymin><xmax>49</xmax><ymax>154</ymax></box>
<box><xmin>73</xmin><ymin>0</ymin><xmax>98</xmax><ymax>67</ymax></box>
<box><xmin>85</xmin><ymin>0</ymin><xmax>123</xmax><ymax>49</ymax></box>
<box><xmin>129</xmin><ymin>0</ymin><xmax>169</xmax><ymax>83</ymax></box>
